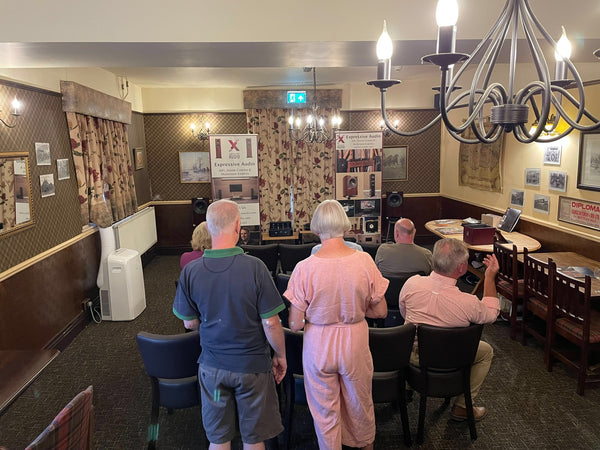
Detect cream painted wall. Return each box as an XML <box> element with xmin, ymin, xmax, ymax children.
<box><xmin>0</xmin><ymin>68</ymin><xmax>144</xmax><ymax>112</ymax></box>
<box><xmin>141</xmin><ymin>87</ymin><xmax>243</xmax><ymax>113</ymax></box>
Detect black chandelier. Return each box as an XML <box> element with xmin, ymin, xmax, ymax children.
<box><xmin>368</xmin><ymin>0</ymin><xmax>600</xmax><ymax>144</ymax></box>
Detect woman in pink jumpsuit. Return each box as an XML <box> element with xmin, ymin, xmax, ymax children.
<box><xmin>284</xmin><ymin>200</ymin><xmax>388</xmax><ymax>449</ymax></box>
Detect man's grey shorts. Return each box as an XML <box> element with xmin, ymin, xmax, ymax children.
<box><xmin>199</xmin><ymin>365</ymin><xmax>283</xmax><ymax>444</ymax></box>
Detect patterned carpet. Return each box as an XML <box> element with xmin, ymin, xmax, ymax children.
<box><xmin>1</xmin><ymin>254</ymin><xmax>600</xmax><ymax>449</ymax></box>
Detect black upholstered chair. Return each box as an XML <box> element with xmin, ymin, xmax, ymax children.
<box><xmin>361</xmin><ymin>242</ymin><xmax>380</xmax><ymax>261</ymax></box>
<box><xmin>407</xmin><ymin>323</ymin><xmax>484</xmax><ymax>444</ymax></box>
<box><xmin>277</xmin><ymin>273</ymin><xmax>291</xmax><ymax>328</ymax></box>
<box><xmin>281</xmin><ymin>328</ymin><xmax>312</xmax><ymax>449</ymax></box>
<box><xmin>370</xmin><ymin>272</ymin><xmax>424</xmax><ymax>328</ymax></box>
<box><xmin>279</xmin><ymin>243</ymin><xmax>315</xmax><ymax>273</ymax></box>
<box><xmin>136</xmin><ymin>331</ymin><xmax>202</xmax><ymax>450</ymax></box>
<box><xmin>241</xmin><ymin>243</ymin><xmax>279</xmax><ymax>277</ymax></box>
<box><xmin>369</xmin><ymin>324</ymin><xmax>416</xmax><ymax>447</ymax></box>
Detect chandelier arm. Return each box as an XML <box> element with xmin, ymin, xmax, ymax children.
<box><xmin>0</xmin><ymin>116</ymin><xmax>18</xmax><ymax>128</ymax></box>
<box><xmin>379</xmin><ymin>90</ymin><xmax>442</xmax><ymax>137</ymax></box>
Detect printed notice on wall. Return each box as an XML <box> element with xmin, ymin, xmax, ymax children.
<box><xmin>557</xmin><ymin>196</ymin><xmax>600</xmax><ymax>231</ymax></box>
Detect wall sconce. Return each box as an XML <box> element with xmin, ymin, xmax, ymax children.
<box><xmin>0</xmin><ymin>97</ymin><xmax>22</xmax><ymax>128</ymax></box>
<box><xmin>529</xmin><ymin>114</ymin><xmax>567</xmax><ymax>137</ymax></box>
<box><xmin>380</xmin><ymin>119</ymin><xmax>399</xmax><ymax>137</ymax></box>
<box><xmin>191</xmin><ymin>121</ymin><xmax>210</xmax><ymax>141</ymax></box>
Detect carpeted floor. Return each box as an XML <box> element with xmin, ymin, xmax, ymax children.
<box><xmin>1</xmin><ymin>254</ymin><xmax>600</xmax><ymax>449</ymax></box>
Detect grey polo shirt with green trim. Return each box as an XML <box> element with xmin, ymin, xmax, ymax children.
<box><xmin>173</xmin><ymin>247</ymin><xmax>285</xmax><ymax>373</ymax></box>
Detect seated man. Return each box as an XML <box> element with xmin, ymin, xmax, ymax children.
<box><xmin>375</xmin><ymin>218</ymin><xmax>432</xmax><ymax>276</ymax></box>
<box><xmin>399</xmin><ymin>238</ymin><xmax>499</xmax><ymax>421</ymax></box>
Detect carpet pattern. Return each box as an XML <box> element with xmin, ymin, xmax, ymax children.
<box><xmin>1</xmin><ymin>254</ymin><xmax>600</xmax><ymax>449</ymax></box>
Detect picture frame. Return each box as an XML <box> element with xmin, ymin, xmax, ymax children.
<box><xmin>134</xmin><ymin>147</ymin><xmax>145</xmax><ymax>170</ymax></box>
<box><xmin>179</xmin><ymin>151</ymin><xmax>210</xmax><ymax>183</ymax></box>
<box><xmin>542</xmin><ymin>143</ymin><xmax>562</xmax><ymax>165</ymax></box>
<box><xmin>510</xmin><ymin>189</ymin><xmax>524</xmax><ymax>207</ymax></box>
<box><xmin>577</xmin><ymin>131</ymin><xmax>600</xmax><ymax>191</ymax></box>
<box><xmin>382</xmin><ymin>146</ymin><xmax>408</xmax><ymax>181</ymax></box>
<box><xmin>558</xmin><ymin>196</ymin><xmax>600</xmax><ymax>231</ymax></box>
<box><xmin>533</xmin><ymin>193</ymin><xmax>550</xmax><ymax>214</ymax></box>
<box><xmin>35</xmin><ymin>142</ymin><xmax>51</xmax><ymax>166</ymax></box>
<box><xmin>40</xmin><ymin>173</ymin><xmax>55</xmax><ymax>197</ymax></box>
<box><xmin>548</xmin><ymin>170</ymin><xmax>567</xmax><ymax>192</ymax></box>
<box><xmin>525</xmin><ymin>168</ymin><xmax>540</xmax><ymax>186</ymax></box>
<box><xmin>56</xmin><ymin>158</ymin><xmax>70</xmax><ymax>180</ymax></box>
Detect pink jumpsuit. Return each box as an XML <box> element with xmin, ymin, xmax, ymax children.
<box><xmin>284</xmin><ymin>252</ymin><xmax>388</xmax><ymax>449</ymax></box>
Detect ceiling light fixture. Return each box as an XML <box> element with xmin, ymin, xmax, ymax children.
<box><xmin>368</xmin><ymin>1</ymin><xmax>600</xmax><ymax>144</ymax></box>
<box><xmin>288</xmin><ymin>67</ymin><xmax>342</xmax><ymax>144</ymax></box>
<box><xmin>190</xmin><ymin>120</ymin><xmax>210</xmax><ymax>141</ymax></box>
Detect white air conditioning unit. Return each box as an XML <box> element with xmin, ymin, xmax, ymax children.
<box><xmin>100</xmin><ymin>248</ymin><xmax>146</xmax><ymax>321</ymax></box>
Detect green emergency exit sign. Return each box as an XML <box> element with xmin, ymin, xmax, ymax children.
<box><xmin>287</xmin><ymin>91</ymin><xmax>306</xmax><ymax>104</ymax></box>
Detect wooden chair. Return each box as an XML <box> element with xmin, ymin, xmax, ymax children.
<box><xmin>494</xmin><ymin>242</ymin><xmax>526</xmax><ymax>340</ymax></box>
<box><xmin>136</xmin><ymin>331</ymin><xmax>202</xmax><ymax>449</ymax></box>
<box><xmin>407</xmin><ymin>324</ymin><xmax>484</xmax><ymax>444</ymax></box>
<box><xmin>26</xmin><ymin>385</ymin><xmax>94</xmax><ymax>450</ymax></box>
<box><xmin>547</xmin><ymin>268</ymin><xmax>600</xmax><ymax>395</ymax></box>
<box><xmin>369</xmin><ymin>324</ymin><xmax>416</xmax><ymax>447</ymax></box>
<box><xmin>521</xmin><ymin>252</ymin><xmax>554</xmax><ymax>356</ymax></box>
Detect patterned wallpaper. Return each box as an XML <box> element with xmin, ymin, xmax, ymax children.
<box><xmin>0</xmin><ymin>81</ymin><xmax>83</xmax><ymax>272</ymax></box>
<box><xmin>129</xmin><ymin>111</ymin><xmax>151</xmax><ymax>205</ymax></box>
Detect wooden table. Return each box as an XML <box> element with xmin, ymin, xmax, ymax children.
<box><xmin>524</xmin><ymin>252</ymin><xmax>600</xmax><ymax>297</ymax></box>
<box><xmin>261</xmin><ymin>232</ymin><xmax>299</xmax><ymax>243</ymax></box>
<box><xmin>425</xmin><ymin>219</ymin><xmax>541</xmax><ymax>295</ymax></box>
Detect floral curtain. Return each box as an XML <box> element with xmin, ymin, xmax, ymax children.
<box><xmin>247</xmin><ymin>107</ymin><xmax>336</xmax><ymax>232</ymax></box>
<box><xmin>66</xmin><ymin>112</ymin><xmax>137</xmax><ymax>228</ymax></box>
<box><xmin>0</xmin><ymin>158</ymin><xmax>16</xmax><ymax>229</ymax></box>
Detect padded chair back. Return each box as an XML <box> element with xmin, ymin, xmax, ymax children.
<box><xmin>241</xmin><ymin>243</ymin><xmax>279</xmax><ymax>276</ymax></box>
<box><xmin>284</xmin><ymin>327</ymin><xmax>304</xmax><ymax>376</ymax></box>
<box><xmin>417</xmin><ymin>324</ymin><xmax>483</xmax><ymax>371</ymax></box>
<box><xmin>277</xmin><ymin>273</ymin><xmax>291</xmax><ymax>328</ymax></box>
<box><xmin>383</xmin><ymin>272</ymin><xmax>424</xmax><ymax>308</ymax></box>
<box><xmin>282</xmin><ymin>328</ymin><xmax>308</xmax><ymax>448</ymax></box>
<box><xmin>279</xmin><ymin>243</ymin><xmax>315</xmax><ymax>273</ymax></box>
<box><xmin>26</xmin><ymin>386</ymin><xmax>94</xmax><ymax>450</ymax></box>
<box><xmin>276</xmin><ymin>273</ymin><xmax>291</xmax><ymax>298</ymax></box>
<box><xmin>361</xmin><ymin>243</ymin><xmax>380</xmax><ymax>261</ymax></box>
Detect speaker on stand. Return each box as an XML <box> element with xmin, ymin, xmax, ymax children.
<box><xmin>384</xmin><ymin>192</ymin><xmax>404</xmax><ymax>242</ymax></box>
<box><xmin>192</xmin><ymin>198</ymin><xmax>209</xmax><ymax>227</ymax></box>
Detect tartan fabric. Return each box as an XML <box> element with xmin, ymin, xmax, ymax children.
<box><xmin>497</xmin><ymin>279</ymin><xmax>525</xmax><ymax>299</ymax></box>
<box><xmin>526</xmin><ymin>297</ymin><xmax>548</xmax><ymax>318</ymax></box>
<box><xmin>555</xmin><ymin>310</ymin><xmax>600</xmax><ymax>344</ymax></box>
<box><xmin>26</xmin><ymin>386</ymin><xmax>93</xmax><ymax>450</ymax></box>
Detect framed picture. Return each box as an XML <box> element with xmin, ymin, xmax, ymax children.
<box><xmin>382</xmin><ymin>146</ymin><xmax>408</xmax><ymax>181</ymax></box>
<box><xmin>510</xmin><ymin>189</ymin><xmax>524</xmax><ymax>207</ymax></box>
<box><xmin>40</xmin><ymin>173</ymin><xmax>55</xmax><ymax>197</ymax></box>
<box><xmin>56</xmin><ymin>158</ymin><xmax>70</xmax><ymax>180</ymax></box>
<box><xmin>577</xmin><ymin>131</ymin><xmax>600</xmax><ymax>191</ymax></box>
<box><xmin>542</xmin><ymin>144</ymin><xmax>562</xmax><ymax>165</ymax></box>
<box><xmin>558</xmin><ymin>196</ymin><xmax>600</xmax><ymax>231</ymax></box>
<box><xmin>548</xmin><ymin>170</ymin><xmax>567</xmax><ymax>192</ymax></box>
<box><xmin>134</xmin><ymin>148</ymin><xmax>145</xmax><ymax>170</ymax></box>
<box><xmin>35</xmin><ymin>142</ymin><xmax>51</xmax><ymax>166</ymax></box>
<box><xmin>525</xmin><ymin>168</ymin><xmax>540</xmax><ymax>186</ymax></box>
<box><xmin>179</xmin><ymin>151</ymin><xmax>210</xmax><ymax>183</ymax></box>
<box><xmin>533</xmin><ymin>194</ymin><xmax>550</xmax><ymax>214</ymax></box>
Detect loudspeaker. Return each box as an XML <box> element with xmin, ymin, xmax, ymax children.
<box><xmin>251</xmin><ymin>188</ymin><xmax>258</xmax><ymax>200</ymax></box>
<box><xmin>384</xmin><ymin>191</ymin><xmax>404</xmax><ymax>218</ymax></box>
<box><xmin>192</xmin><ymin>197</ymin><xmax>209</xmax><ymax>226</ymax></box>
<box><xmin>343</xmin><ymin>175</ymin><xmax>358</xmax><ymax>197</ymax></box>
<box><xmin>369</xmin><ymin>174</ymin><xmax>376</xmax><ymax>197</ymax></box>
<box><xmin>365</xmin><ymin>217</ymin><xmax>379</xmax><ymax>233</ymax></box>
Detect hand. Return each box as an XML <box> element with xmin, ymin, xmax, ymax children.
<box><xmin>271</xmin><ymin>354</ymin><xmax>287</xmax><ymax>384</ymax></box>
<box><xmin>483</xmin><ymin>254</ymin><xmax>499</xmax><ymax>277</ymax></box>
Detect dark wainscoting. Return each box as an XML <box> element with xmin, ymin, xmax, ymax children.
<box><xmin>155</xmin><ymin>203</ymin><xmax>194</xmax><ymax>254</ymax></box>
<box><xmin>0</xmin><ymin>231</ymin><xmax>101</xmax><ymax>351</ymax></box>
<box><xmin>441</xmin><ymin>197</ymin><xmax>600</xmax><ymax>259</ymax></box>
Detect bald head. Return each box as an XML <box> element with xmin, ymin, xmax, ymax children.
<box><xmin>206</xmin><ymin>199</ymin><xmax>241</xmax><ymax>238</ymax></box>
<box><xmin>394</xmin><ymin>218</ymin><xmax>416</xmax><ymax>243</ymax></box>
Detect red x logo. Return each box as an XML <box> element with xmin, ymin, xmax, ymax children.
<box><xmin>229</xmin><ymin>140</ymin><xmax>239</xmax><ymax>151</ymax></box>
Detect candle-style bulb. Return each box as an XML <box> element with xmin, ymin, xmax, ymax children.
<box><xmin>436</xmin><ymin>0</ymin><xmax>458</xmax><ymax>27</ymax></box>
<box><xmin>11</xmin><ymin>97</ymin><xmax>21</xmax><ymax>115</ymax></box>
<box><xmin>555</xmin><ymin>26</ymin><xmax>572</xmax><ymax>61</ymax></box>
<box><xmin>190</xmin><ymin>123</ymin><xmax>196</xmax><ymax>133</ymax></box>
<box><xmin>205</xmin><ymin>122</ymin><xmax>210</xmax><ymax>133</ymax></box>
<box><xmin>376</xmin><ymin>20</ymin><xmax>393</xmax><ymax>60</ymax></box>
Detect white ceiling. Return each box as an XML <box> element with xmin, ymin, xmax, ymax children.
<box><xmin>0</xmin><ymin>1</ymin><xmax>599</xmax><ymax>89</ymax></box>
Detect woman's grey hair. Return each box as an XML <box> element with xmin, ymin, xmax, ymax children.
<box><xmin>190</xmin><ymin>222</ymin><xmax>211</xmax><ymax>251</ymax></box>
<box><xmin>206</xmin><ymin>199</ymin><xmax>240</xmax><ymax>236</ymax></box>
<box><xmin>310</xmin><ymin>199</ymin><xmax>351</xmax><ymax>241</ymax></box>
<box><xmin>432</xmin><ymin>238</ymin><xmax>469</xmax><ymax>275</ymax></box>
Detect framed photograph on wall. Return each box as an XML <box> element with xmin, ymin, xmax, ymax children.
<box><xmin>40</xmin><ymin>173</ymin><xmax>55</xmax><ymax>197</ymax></box>
<box><xmin>510</xmin><ymin>189</ymin><xmax>524</xmax><ymax>207</ymax></box>
<box><xmin>35</xmin><ymin>142</ymin><xmax>51</xmax><ymax>166</ymax></box>
<box><xmin>179</xmin><ymin>151</ymin><xmax>210</xmax><ymax>183</ymax></box>
<box><xmin>577</xmin><ymin>131</ymin><xmax>600</xmax><ymax>191</ymax></box>
<box><xmin>542</xmin><ymin>144</ymin><xmax>562</xmax><ymax>165</ymax></box>
<box><xmin>56</xmin><ymin>158</ymin><xmax>70</xmax><ymax>180</ymax></box>
<box><xmin>382</xmin><ymin>146</ymin><xmax>408</xmax><ymax>181</ymax></box>
<box><xmin>533</xmin><ymin>194</ymin><xmax>550</xmax><ymax>214</ymax></box>
<box><xmin>525</xmin><ymin>168</ymin><xmax>540</xmax><ymax>186</ymax></box>
<box><xmin>134</xmin><ymin>148</ymin><xmax>145</xmax><ymax>170</ymax></box>
<box><xmin>548</xmin><ymin>170</ymin><xmax>567</xmax><ymax>192</ymax></box>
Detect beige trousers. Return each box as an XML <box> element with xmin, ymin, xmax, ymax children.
<box><xmin>410</xmin><ymin>340</ymin><xmax>494</xmax><ymax>408</ymax></box>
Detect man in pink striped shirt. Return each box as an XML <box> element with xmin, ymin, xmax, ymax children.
<box><xmin>399</xmin><ymin>238</ymin><xmax>500</xmax><ymax>421</ymax></box>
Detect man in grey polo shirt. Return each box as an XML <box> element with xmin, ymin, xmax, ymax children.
<box><xmin>375</xmin><ymin>218</ymin><xmax>433</xmax><ymax>276</ymax></box>
<box><xmin>173</xmin><ymin>199</ymin><xmax>286</xmax><ymax>449</ymax></box>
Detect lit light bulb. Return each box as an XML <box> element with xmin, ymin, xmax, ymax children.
<box><xmin>11</xmin><ymin>97</ymin><xmax>21</xmax><ymax>115</ymax></box>
<box><xmin>436</xmin><ymin>0</ymin><xmax>458</xmax><ymax>27</ymax></box>
<box><xmin>190</xmin><ymin>123</ymin><xmax>196</xmax><ymax>132</ymax></box>
<box><xmin>205</xmin><ymin>122</ymin><xmax>210</xmax><ymax>134</ymax></box>
<box><xmin>376</xmin><ymin>20</ymin><xmax>393</xmax><ymax>60</ymax></box>
<box><xmin>555</xmin><ymin>26</ymin><xmax>572</xmax><ymax>61</ymax></box>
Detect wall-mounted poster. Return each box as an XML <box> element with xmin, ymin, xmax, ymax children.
<box><xmin>179</xmin><ymin>152</ymin><xmax>210</xmax><ymax>183</ymax></box>
<box><xmin>209</xmin><ymin>134</ymin><xmax>260</xmax><ymax>226</ymax></box>
<box><xmin>558</xmin><ymin>196</ymin><xmax>600</xmax><ymax>231</ymax></box>
<box><xmin>35</xmin><ymin>142</ymin><xmax>51</xmax><ymax>166</ymax></box>
<box><xmin>56</xmin><ymin>159</ymin><xmax>70</xmax><ymax>180</ymax></box>
<box><xmin>548</xmin><ymin>170</ymin><xmax>567</xmax><ymax>192</ymax></box>
<box><xmin>134</xmin><ymin>148</ymin><xmax>145</xmax><ymax>170</ymax></box>
<box><xmin>382</xmin><ymin>146</ymin><xmax>408</xmax><ymax>181</ymax></box>
<box><xmin>577</xmin><ymin>131</ymin><xmax>600</xmax><ymax>192</ymax></box>
<box><xmin>458</xmin><ymin>126</ymin><xmax>503</xmax><ymax>192</ymax></box>
<box><xmin>533</xmin><ymin>194</ymin><xmax>550</xmax><ymax>214</ymax></box>
<box><xmin>40</xmin><ymin>173</ymin><xmax>55</xmax><ymax>197</ymax></box>
<box><xmin>543</xmin><ymin>144</ymin><xmax>562</xmax><ymax>165</ymax></box>
<box><xmin>525</xmin><ymin>168</ymin><xmax>541</xmax><ymax>186</ymax></box>
<box><xmin>510</xmin><ymin>189</ymin><xmax>524</xmax><ymax>207</ymax></box>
